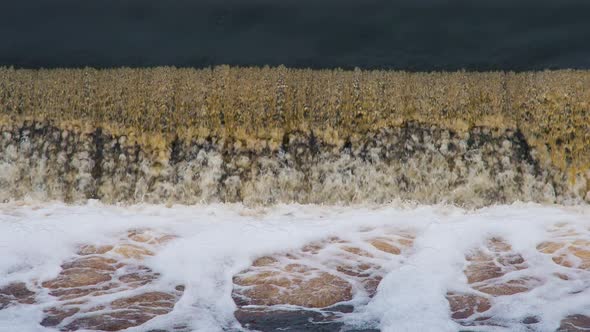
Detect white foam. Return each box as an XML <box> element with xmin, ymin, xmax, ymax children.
<box><xmin>0</xmin><ymin>202</ymin><xmax>589</xmax><ymax>331</ymax></box>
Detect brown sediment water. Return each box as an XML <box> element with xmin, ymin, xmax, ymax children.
<box><xmin>0</xmin><ymin>67</ymin><xmax>589</xmax><ymax>206</ymax></box>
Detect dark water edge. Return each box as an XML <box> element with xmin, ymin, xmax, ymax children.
<box><xmin>2</xmin><ymin>0</ymin><xmax>590</xmax><ymax>71</ymax></box>
<box><xmin>234</xmin><ymin>306</ymin><xmax>379</xmax><ymax>332</ymax></box>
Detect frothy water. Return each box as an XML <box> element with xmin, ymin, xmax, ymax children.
<box><xmin>1</xmin><ymin>122</ymin><xmax>585</xmax><ymax>207</ymax></box>
<box><xmin>1</xmin><ymin>202</ymin><xmax>589</xmax><ymax>331</ymax></box>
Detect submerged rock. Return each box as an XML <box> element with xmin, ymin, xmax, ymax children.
<box><xmin>447</xmin><ymin>237</ymin><xmax>539</xmax><ymax>327</ymax></box>
<box><xmin>448</xmin><ymin>228</ymin><xmax>590</xmax><ymax>330</ymax></box>
<box><xmin>0</xmin><ymin>282</ymin><xmax>35</xmax><ymax>309</ymax></box>
<box><xmin>537</xmin><ymin>224</ymin><xmax>590</xmax><ymax>332</ymax></box>
<box><xmin>446</xmin><ymin>293</ymin><xmax>491</xmax><ymax>320</ymax></box>
<box><xmin>537</xmin><ymin>224</ymin><xmax>590</xmax><ymax>270</ymax></box>
<box><xmin>58</xmin><ymin>291</ymin><xmax>181</xmax><ymax>332</ymax></box>
<box><xmin>232</xmin><ymin>227</ymin><xmax>414</xmax><ymax>331</ymax></box>
<box><xmin>558</xmin><ymin>315</ymin><xmax>590</xmax><ymax>332</ymax></box>
<box><xmin>32</xmin><ymin>229</ymin><xmax>184</xmax><ymax>331</ymax></box>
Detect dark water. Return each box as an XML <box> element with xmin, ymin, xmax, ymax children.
<box><xmin>2</xmin><ymin>0</ymin><xmax>590</xmax><ymax>70</ymax></box>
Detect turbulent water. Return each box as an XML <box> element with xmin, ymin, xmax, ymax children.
<box><xmin>2</xmin><ymin>124</ymin><xmax>589</xmax><ymax>332</ymax></box>
<box><xmin>1</xmin><ymin>202</ymin><xmax>589</xmax><ymax>332</ymax></box>
<box><xmin>1</xmin><ymin>122</ymin><xmax>585</xmax><ymax>207</ymax></box>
